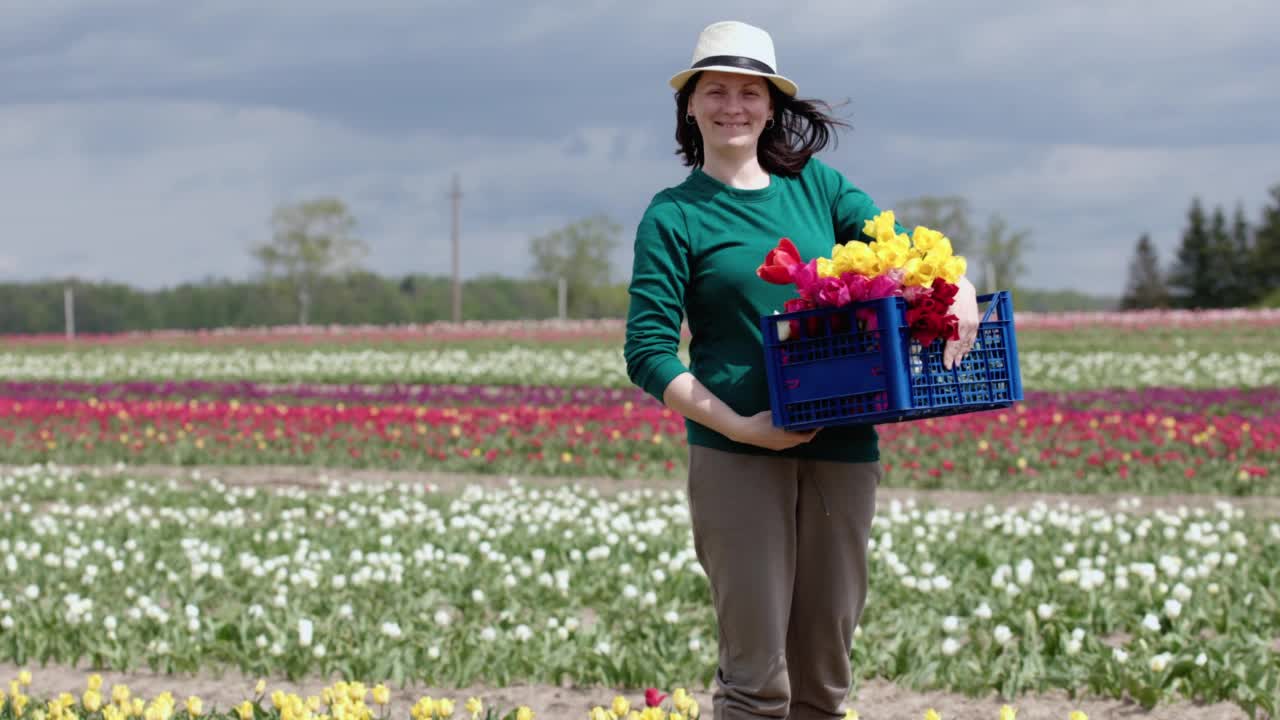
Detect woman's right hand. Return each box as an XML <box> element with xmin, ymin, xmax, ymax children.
<box><xmin>731</xmin><ymin>410</ymin><xmax>821</xmax><ymax>451</ymax></box>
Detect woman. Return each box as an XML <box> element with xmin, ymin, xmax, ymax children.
<box><xmin>623</xmin><ymin>20</ymin><xmax>980</xmax><ymax>720</ymax></box>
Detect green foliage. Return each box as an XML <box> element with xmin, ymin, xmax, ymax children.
<box><xmin>0</xmin><ymin>273</ymin><xmax>637</xmax><ymax>333</ymax></box>
<box><xmin>1258</xmin><ymin>287</ymin><xmax>1280</xmax><ymax>308</ymax></box>
<box><xmin>251</xmin><ymin>196</ymin><xmax>370</xmax><ymax>325</ymax></box>
<box><xmin>1120</xmin><ymin>234</ymin><xmax>1170</xmax><ymax>310</ymax></box>
<box><xmin>891</xmin><ymin>195</ymin><xmax>975</xmax><ymax>255</ymax></box>
<box><xmin>1009</xmin><ymin>288</ymin><xmax>1118</xmax><ymax>312</ymax></box>
<box><xmin>1253</xmin><ymin>184</ymin><xmax>1280</xmax><ymax>297</ymax></box>
<box><xmin>978</xmin><ymin>213</ymin><xmax>1033</xmax><ymax>293</ymax></box>
<box><xmin>1167</xmin><ymin>197</ymin><xmax>1215</xmax><ymax>308</ymax></box>
<box><xmin>1166</xmin><ymin>188</ymin><xmax>1279</xmax><ymax>309</ymax></box>
<box><xmin>528</xmin><ymin>215</ymin><xmax>623</xmax><ymax>318</ymax></box>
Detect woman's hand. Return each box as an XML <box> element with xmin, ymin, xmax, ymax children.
<box><xmin>730</xmin><ymin>410</ymin><xmax>821</xmax><ymax>450</ymax></box>
<box><xmin>660</xmin><ymin>373</ymin><xmax>818</xmax><ymax>451</ymax></box>
<box><xmin>943</xmin><ymin>276</ymin><xmax>980</xmax><ymax>370</ymax></box>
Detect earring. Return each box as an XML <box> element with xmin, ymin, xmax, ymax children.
<box><xmin>765</xmin><ymin>118</ymin><xmax>775</xmax><ymax>130</ymax></box>
<box><xmin>685</xmin><ymin>114</ymin><xmax>696</xmax><ymax>124</ymax></box>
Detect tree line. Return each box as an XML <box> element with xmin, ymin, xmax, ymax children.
<box><xmin>0</xmin><ymin>273</ymin><xmax>631</xmax><ymax>334</ymax></box>
<box><xmin>1121</xmin><ymin>184</ymin><xmax>1280</xmax><ymax>309</ymax></box>
<box><xmin>1</xmin><ymin>193</ymin><xmax>1121</xmax><ymax>335</ymax></box>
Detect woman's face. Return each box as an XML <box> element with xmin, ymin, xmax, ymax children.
<box><xmin>687</xmin><ymin>71</ymin><xmax>774</xmax><ymax>154</ymax></box>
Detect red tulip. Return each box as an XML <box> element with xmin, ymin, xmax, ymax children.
<box><xmin>644</xmin><ymin>688</ymin><xmax>667</xmax><ymax>708</ymax></box>
<box><xmin>756</xmin><ymin>238</ymin><xmax>803</xmax><ymax>284</ymax></box>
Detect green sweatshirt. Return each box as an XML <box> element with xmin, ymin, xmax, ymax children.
<box><xmin>624</xmin><ymin>155</ymin><xmax>904</xmax><ymax>463</ymax></box>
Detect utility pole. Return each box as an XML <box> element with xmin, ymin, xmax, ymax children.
<box><xmin>450</xmin><ymin>173</ymin><xmax>462</xmax><ymax>323</ymax></box>
<box><xmin>64</xmin><ymin>283</ymin><xmax>75</xmax><ymax>339</ymax></box>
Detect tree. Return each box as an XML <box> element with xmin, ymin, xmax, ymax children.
<box><xmin>977</xmin><ymin>213</ymin><xmax>1033</xmax><ymax>293</ymax></box>
<box><xmin>528</xmin><ymin>215</ymin><xmax>622</xmax><ymax>318</ymax></box>
<box><xmin>1120</xmin><ymin>233</ymin><xmax>1169</xmax><ymax>309</ymax></box>
<box><xmin>890</xmin><ymin>195</ymin><xmax>974</xmax><ymax>255</ymax></box>
<box><xmin>1167</xmin><ymin>197</ymin><xmax>1215</xmax><ymax>309</ymax></box>
<box><xmin>1252</xmin><ymin>184</ymin><xmax>1280</xmax><ymax>305</ymax></box>
<box><xmin>1204</xmin><ymin>205</ymin><xmax>1237</xmax><ymax>308</ymax></box>
<box><xmin>251</xmin><ymin>197</ymin><xmax>368</xmax><ymax>325</ymax></box>
<box><xmin>1203</xmin><ymin>202</ymin><xmax>1259</xmax><ymax>308</ymax></box>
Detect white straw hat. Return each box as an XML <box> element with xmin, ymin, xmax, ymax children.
<box><xmin>669</xmin><ymin>21</ymin><xmax>798</xmax><ymax>97</ymax></box>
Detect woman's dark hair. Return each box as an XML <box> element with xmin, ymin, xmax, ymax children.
<box><xmin>674</xmin><ymin>71</ymin><xmax>852</xmax><ymax>175</ymax></box>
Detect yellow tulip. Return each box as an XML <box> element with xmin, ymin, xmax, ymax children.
<box><xmin>113</xmin><ymin>685</ymin><xmax>132</xmax><ymax>706</ymax></box>
<box><xmin>941</xmin><ymin>256</ymin><xmax>967</xmax><ymax>283</ymax></box>
<box><xmin>18</xmin><ymin>672</ymin><xmax>32</xmax><ymax>687</ymax></box>
<box><xmin>670</xmin><ymin>689</ymin><xmax>691</xmax><ymax>714</ymax></box>
<box><xmin>371</xmin><ymin>686</ymin><xmax>390</xmax><ymax>707</ymax></box>
<box><xmin>588</xmin><ymin>708</ymin><xmax>609</xmax><ymax>720</ymax></box>
<box><xmin>927</xmin><ymin>234</ymin><xmax>953</xmax><ymax>258</ymax></box>
<box><xmin>437</xmin><ymin>698</ymin><xmax>455</xmax><ymax>717</ymax></box>
<box><xmin>236</xmin><ymin>701</ymin><xmax>254</xmax><ymax>720</ymax></box>
<box><xmin>924</xmin><ymin>710</ymin><xmax>941</xmax><ymax>720</ymax></box>
<box><xmin>612</xmin><ymin>697</ymin><xmax>631</xmax><ymax>717</ymax></box>
<box><xmin>87</xmin><ymin>676</ymin><xmax>104</xmax><ymax>693</ymax></box>
<box><xmin>910</xmin><ymin>226</ymin><xmax>940</xmax><ymax>253</ymax></box>
<box><xmin>255</xmin><ymin>680</ymin><xmax>267</xmax><ymax>697</ymax></box>
<box><xmin>874</xmin><ymin>233</ymin><xmax>912</xmax><ymax>268</ymax></box>
<box><xmin>186</xmin><ymin>696</ymin><xmax>203</xmax><ymax>717</ymax></box>
<box><xmin>833</xmin><ymin>241</ymin><xmax>880</xmax><ymax>276</ymax></box>
<box><xmin>1069</xmin><ymin>713</ymin><xmax>1088</xmax><ymax>720</ymax></box>
<box><xmin>999</xmin><ymin>705</ymin><xmax>1016</xmax><ymax>720</ymax></box>
<box><xmin>903</xmin><ymin>257</ymin><xmax>937</xmax><ymax>288</ymax></box>
<box><xmin>464</xmin><ymin>697</ymin><xmax>483</xmax><ymax>719</ymax></box>
<box><xmin>816</xmin><ymin>257</ymin><xmax>838</xmax><ymax>279</ymax></box>
<box><xmin>515</xmin><ymin>707</ymin><xmax>534</xmax><ymax>720</ymax></box>
<box><xmin>863</xmin><ymin>211</ymin><xmax>898</xmax><ymax>244</ymax></box>
<box><xmin>844</xmin><ymin>710</ymin><xmax>860</xmax><ymax>720</ymax></box>
<box><xmin>82</xmin><ymin>691</ymin><xmax>103</xmax><ymax>713</ymax></box>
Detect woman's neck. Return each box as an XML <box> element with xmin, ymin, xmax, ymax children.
<box><xmin>701</xmin><ymin>149</ymin><xmax>770</xmax><ymax>190</ymax></box>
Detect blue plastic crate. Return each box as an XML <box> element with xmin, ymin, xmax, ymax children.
<box><xmin>760</xmin><ymin>291</ymin><xmax>1023</xmax><ymax>430</ymax></box>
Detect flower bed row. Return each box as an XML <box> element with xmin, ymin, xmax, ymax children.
<box><xmin>4</xmin><ymin>382</ymin><xmax>1277</xmax><ymax>417</ymax></box>
<box><xmin>0</xmin><ymin>464</ymin><xmax>1276</xmax><ymax>715</ymax></box>
<box><xmin>0</xmin><ymin>396</ymin><xmax>1274</xmax><ymax>494</ymax></box>
<box><xmin>2</xmin><ymin>347</ymin><xmax>1279</xmax><ymax>389</ymax></box>
<box><xmin>0</xmin><ymin>671</ymin><xmax>1103</xmax><ymax>720</ymax></box>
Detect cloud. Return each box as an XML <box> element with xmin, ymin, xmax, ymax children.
<box><xmin>1</xmin><ymin>1</ymin><xmax>1278</xmax><ymax>297</ymax></box>
<box><xmin>0</xmin><ymin>98</ymin><xmax>681</xmax><ymax>288</ymax></box>
<box><xmin>856</xmin><ymin>133</ymin><xmax>1280</xmax><ymax>291</ymax></box>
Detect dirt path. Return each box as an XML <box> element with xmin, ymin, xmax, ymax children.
<box><xmin>15</xmin><ymin>462</ymin><xmax>1280</xmax><ymax>517</ymax></box>
<box><xmin>1</xmin><ymin>661</ymin><xmax>1254</xmax><ymax>720</ymax></box>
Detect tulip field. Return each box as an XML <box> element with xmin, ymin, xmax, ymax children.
<box><xmin>3</xmin><ymin>310</ymin><xmax>1280</xmax><ymax>718</ymax></box>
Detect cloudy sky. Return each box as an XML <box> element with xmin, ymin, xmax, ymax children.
<box><xmin>2</xmin><ymin>0</ymin><xmax>1277</xmax><ymax>296</ymax></box>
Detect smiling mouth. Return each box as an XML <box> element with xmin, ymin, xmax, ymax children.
<box><xmin>715</xmin><ymin>122</ymin><xmax>749</xmax><ymax>129</ymax></box>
